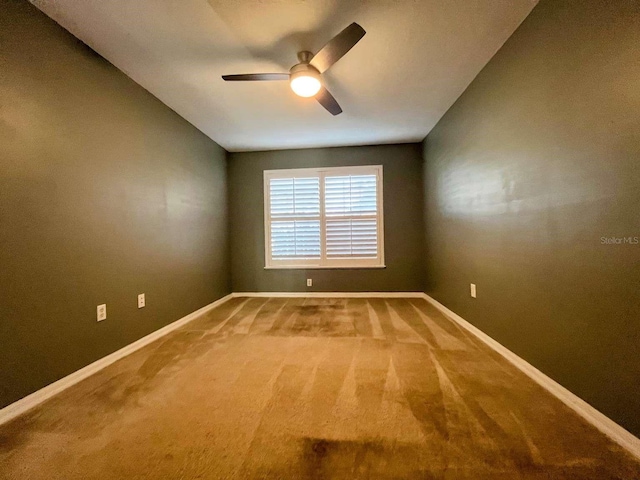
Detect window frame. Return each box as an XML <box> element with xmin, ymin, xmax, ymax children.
<box><xmin>263</xmin><ymin>165</ymin><xmax>385</xmax><ymax>269</ymax></box>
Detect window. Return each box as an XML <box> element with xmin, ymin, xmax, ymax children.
<box><xmin>264</xmin><ymin>165</ymin><xmax>384</xmax><ymax>269</ymax></box>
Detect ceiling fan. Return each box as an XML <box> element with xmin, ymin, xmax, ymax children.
<box><xmin>221</xmin><ymin>23</ymin><xmax>366</xmax><ymax>116</ymax></box>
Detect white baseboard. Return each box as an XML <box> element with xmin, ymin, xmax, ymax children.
<box><xmin>421</xmin><ymin>293</ymin><xmax>640</xmax><ymax>461</ymax></box>
<box><xmin>0</xmin><ymin>293</ymin><xmax>234</xmax><ymax>427</ymax></box>
<box><xmin>232</xmin><ymin>291</ymin><xmax>425</xmax><ymax>298</ymax></box>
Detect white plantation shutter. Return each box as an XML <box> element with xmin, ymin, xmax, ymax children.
<box><xmin>325</xmin><ymin>175</ymin><xmax>378</xmax><ymax>258</ymax></box>
<box><xmin>269</xmin><ymin>177</ymin><xmax>321</xmax><ymax>260</ymax></box>
<box><xmin>264</xmin><ymin>166</ymin><xmax>383</xmax><ymax>268</ymax></box>
<box><xmin>270</xmin><ymin>220</ymin><xmax>321</xmax><ymax>258</ymax></box>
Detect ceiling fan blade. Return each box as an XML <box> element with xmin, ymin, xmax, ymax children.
<box><xmin>316</xmin><ymin>87</ymin><xmax>343</xmax><ymax>116</ymax></box>
<box><xmin>310</xmin><ymin>23</ymin><xmax>366</xmax><ymax>73</ymax></box>
<box><xmin>222</xmin><ymin>73</ymin><xmax>290</xmax><ymax>81</ymax></box>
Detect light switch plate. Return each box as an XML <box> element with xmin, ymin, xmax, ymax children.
<box><xmin>470</xmin><ymin>283</ymin><xmax>477</xmax><ymax>298</ymax></box>
<box><xmin>138</xmin><ymin>293</ymin><xmax>145</xmax><ymax>308</ymax></box>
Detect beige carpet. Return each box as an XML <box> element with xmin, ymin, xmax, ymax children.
<box><xmin>1</xmin><ymin>297</ymin><xmax>639</xmax><ymax>479</ymax></box>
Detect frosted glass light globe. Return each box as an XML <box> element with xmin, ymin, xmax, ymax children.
<box><xmin>290</xmin><ymin>74</ymin><xmax>321</xmax><ymax>97</ymax></box>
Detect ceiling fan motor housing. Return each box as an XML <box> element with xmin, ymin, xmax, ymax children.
<box><xmin>289</xmin><ymin>63</ymin><xmax>321</xmax><ymax>81</ymax></box>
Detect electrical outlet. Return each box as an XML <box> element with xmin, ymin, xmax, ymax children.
<box><xmin>138</xmin><ymin>293</ymin><xmax>145</xmax><ymax>308</ymax></box>
<box><xmin>306</xmin><ymin>278</ymin><xmax>312</xmax><ymax>287</ymax></box>
<box><xmin>97</xmin><ymin>304</ymin><xmax>107</xmax><ymax>322</ymax></box>
<box><xmin>470</xmin><ymin>283</ymin><xmax>477</xmax><ymax>298</ymax></box>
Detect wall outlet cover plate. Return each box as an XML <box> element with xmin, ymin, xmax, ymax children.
<box><xmin>97</xmin><ymin>304</ymin><xmax>107</xmax><ymax>321</ymax></box>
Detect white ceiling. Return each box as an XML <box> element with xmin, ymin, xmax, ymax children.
<box><xmin>32</xmin><ymin>0</ymin><xmax>537</xmax><ymax>152</ymax></box>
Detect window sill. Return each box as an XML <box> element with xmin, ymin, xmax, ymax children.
<box><xmin>264</xmin><ymin>265</ymin><xmax>386</xmax><ymax>270</ymax></box>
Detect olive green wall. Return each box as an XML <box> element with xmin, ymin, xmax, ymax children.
<box><xmin>229</xmin><ymin>144</ymin><xmax>424</xmax><ymax>292</ymax></box>
<box><xmin>422</xmin><ymin>0</ymin><xmax>640</xmax><ymax>435</ymax></box>
<box><xmin>0</xmin><ymin>0</ymin><xmax>230</xmax><ymax>408</ymax></box>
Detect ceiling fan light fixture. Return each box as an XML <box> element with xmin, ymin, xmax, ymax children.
<box><xmin>291</xmin><ymin>75</ymin><xmax>321</xmax><ymax>97</ymax></box>
<box><xmin>289</xmin><ymin>65</ymin><xmax>321</xmax><ymax>97</ymax></box>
